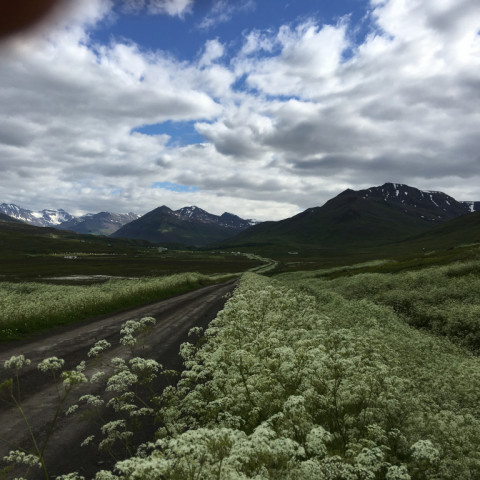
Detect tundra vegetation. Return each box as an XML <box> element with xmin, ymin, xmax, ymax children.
<box><xmin>0</xmin><ymin>272</ymin><xmax>235</xmax><ymax>341</ymax></box>
<box><xmin>3</xmin><ymin>258</ymin><xmax>480</xmax><ymax>479</ymax></box>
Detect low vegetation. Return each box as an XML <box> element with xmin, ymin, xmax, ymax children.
<box><xmin>0</xmin><ymin>273</ymin><xmax>235</xmax><ymax>341</ymax></box>
<box><xmin>3</xmin><ymin>263</ymin><xmax>480</xmax><ymax>479</ymax></box>
<box><xmin>278</xmin><ymin>257</ymin><xmax>480</xmax><ymax>352</ymax></box>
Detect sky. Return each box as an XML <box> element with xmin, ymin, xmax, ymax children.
<box><xmin>0</xmin><ymin>0</ymin><xmax>479</xmax><ymax>221</ymax></box>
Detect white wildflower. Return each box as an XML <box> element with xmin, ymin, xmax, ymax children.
<box><xmin>55</xmin><ymin>473</ymin><xmax>85</xmax><ymax>480</ymax></box>
<box><xmin>386</xmin><ymin>465</ymin><xmax>411</xmax><ymax>480</ymax></box>
<box><xmin>38</xmin><ymin>356</ymin><xmax>64</xmax><ymax>373</ymax></box>
<box><xmin>4</xmin><ymin>355</ymin><xmax>31</xmax><ymax>370</ymax></box>
<box><xmin>88</xmin><ymin>339</ymin><xmax>112</xmax><ymax>358</ymax></box>
<box><xmin>94</xmin><ymin>470</ymin><xmax>120</xmax><ymax>479</ymax></box>
<box><xmin>90</xmin><ymin>371</ymin><xmax>106</xmax><ymax>383</ymax></box>
<box><xmin>62</xmin><ymin>370</ymin><xmax>88</xmax><ymax>387</ymax></box>
<box><xmin>306</xmin><ymin>426</ymin><xmax>330</xmax><ymax>458</ymax></box>
<box><xmin>81</xmin><ymin>435</ymin><xmax>95</xmax><ymax>447</ymax></box>
<box><xmin>76</xmin><ymin>361</ymin><xmax>86</xmax><ymax>372</ymax></box>
<box><xmin>79</xmin><ymin>394</ymin><xmax>104</xmax><ymax>408</ymax></box>
<box><xmin>99</xmin><ymin>420</ymin><xmax>133</xmax><ymax>450</ymax></box>
<box><xmin>129</xmin><ymin>357</ymin><xmax>160</xmax><ymax>383</ymax></box>
<box><xmin>411</xmin><ymin>439</ymin><xmax>440</xmax><ymax>463</ymax></box>
<box><xmin>66</xmin><ymin>404</ymin><xmax>79</xmax><ymax>415</ymax></box>
<box><xmin>120</xmin><ymin>333</ymin><xmax>137</xmax><ymax>348</ymax></box>
<box><xmin>106</xmin><ymin>370</ymin><xmax>138</xmax><ymax>393</ymax></box>
<box><xmin>3</xmin><ymin>450</ymin><xmax>41</xmax><ymax>468</ymax></box>
<box><xmin>188</xmin><ymin>326</ymin><xmax>203</xmax><ymax>337</ymax></box>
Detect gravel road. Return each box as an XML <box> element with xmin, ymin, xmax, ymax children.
<box><xmin>0</xmin><ymin>279</ymin><xmax>237</xmax><ymax>479</ymax></box>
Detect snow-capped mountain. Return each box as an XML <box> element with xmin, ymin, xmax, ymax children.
<box><xmin>0</xmin><ymin>203</ymin><xmax>139</xmax><ymax>234</ymax></box>
<box><xmin>357</xmin><ymin>183</ymin><xmax>478</xmax><ymax>221</ymax></box>
<box><xmin>0</xmin><ymin>203</ymin><xmax>74</xmax><ymax>227</ymax></box>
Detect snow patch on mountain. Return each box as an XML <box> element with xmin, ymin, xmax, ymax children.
<box><xmin>0</xmin><ymin>203</ymin><xmax>75</xmax><ymax>227</ymax></box>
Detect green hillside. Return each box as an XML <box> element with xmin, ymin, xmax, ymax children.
<box><xmin>112</xmin><ymin>206</ymin><xmax>249</xmax><ymax>246</ymax></box>
<box><xmin>220</xmin><ymin>189</ymin><xmax>434</xmax><ymax>251</ymax></box>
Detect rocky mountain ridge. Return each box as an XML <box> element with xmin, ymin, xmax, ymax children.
<box><xmin>111</xmin><ymin>205</ymin><xmax>256</xmax><ymax>246</ymax></box>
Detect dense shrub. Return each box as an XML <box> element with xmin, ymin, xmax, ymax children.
<box><xmin>102</xmin><ymin>272</ymin><xmax>480</xmax><ymax>479</ymax></box>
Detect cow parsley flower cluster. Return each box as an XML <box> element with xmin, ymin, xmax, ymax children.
<box><xmin>3</xmin><ymin>450</ymin><xmax>41</xmax><ymax>468</ymax></box>
<box><xmin>88</xmin><ymin>339</ymin><xmax>112</xmax><ymax>358</ymax></box>
<box><xmin>38</xmin><ymin>356</ymin><xmax>65</xmax><ymax>373</ymax></box>
<box><xmin>4</xmin><ymin>355</ymin><xmax>31</xmax><ymax>370</ymax></box>
<box><xmin>120</xmin><ymin>317</ymin><xmax>156</xmax><ymax>351</ymax></box>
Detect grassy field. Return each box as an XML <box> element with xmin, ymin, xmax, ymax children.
<box><xmin>0</xmin><ymin>272</ymin><xmax>237</xmax><ymax>341</ymax></box>
<box><xmin>0</xmin><ymin>250</ymin><xmax>263</xmax><ymax>283</ymax></box>
<box><xmin>0</xmin><ymin>218</ymin><xmax>262</xmax><ymax>282</ymax></box>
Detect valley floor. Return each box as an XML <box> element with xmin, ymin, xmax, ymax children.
<box><xmin>0</xmin><ymin>280</ymin><xmax>236</xmax><ymax>479</ymax></box>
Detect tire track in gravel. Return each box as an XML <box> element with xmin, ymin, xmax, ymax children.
<box><xmin>0</xmin><ymin>279</ymin><xmax>237</xmax><ymax>479</ymax></box>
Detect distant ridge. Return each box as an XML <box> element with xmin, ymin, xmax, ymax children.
<box><xmin>0</xmin><ymin>203</ymin><xmax>139</xmax><ymax>235</ymax></box>
<box><xmin>0</xmin><ymin>203</ymin><xmax>74</xmax><ymax>227</ymax></box>
<box><xmin>111</xmin><ymin>205</ymin><xmax>256</xmax><ymax>246</ymax></box>
<box><xmin>57</xmin><ymin>211</ymin><xmax>140</xmax><ymax>236</ymax></box>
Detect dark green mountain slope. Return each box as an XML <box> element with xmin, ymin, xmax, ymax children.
<box><xmin>0</xmin><ymin>217</ymin><xmax>150</xmax><ymax>255</ymax></box>
<box><xmin>220</xmin><ymin>183</ymin><xmax>473</xmax><ymax>251</ymax></box>
<box><xmin>111</xmin><ymin>206</ymin><xmax>254</xmax><ymax>246</ymax></box>
<box><xmin>397</xmin><ymin>210</ymin><xmax>480</xmax><ymax>251</ymax></box>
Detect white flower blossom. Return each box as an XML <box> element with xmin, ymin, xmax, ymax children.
<box><xmin>3</xmin><ymin>450</ymin><xmax>41</xmax><ymax>468</ymax></box>
<box><xmin>386</xmin><ymin>465</ymin><xmax>411</xmax><ymax>480</ymax></box>
<box><xmin>106</xmin><ymin>370</ymin><xmax>138</xmax><ymax>393</ymax></box>
<box><xmin>66</xmin><ymin>404</ymin><xmax>79</xmax><ymax>415</ymax></box>
<box><xmin>88</xmin><ymin>339</ymin><xmax>112</xmax><ymax>358</ymax></box>
<box><xmin>4</xmin><ymin>355</ymin><xmax>31</xmax><ymax>370</ymax></box>
<box><xmin>79</xmin><ymin>394</ymin><xmax>104</xmax><ymax>408</ymax></box>
<box><xmin>38</xmin><ymin>356</ymin><xmax>64</xmax><ymax>373</ymax></box>
<box><xmin>81</xmin><ymin>435</ymin><xmax>95</xmax><ymax>447</ymax></box>
<box><xmin>411</xmin><ymin>439</ymin><xmax>440</xmax><ymax>463</ymax></box>
<box><xmin>90</xmin><ymin>371</ymin><xmax>106</xmax><ymax>383</ymax></box>
<box><xmin>55</xmin><ymin>473</ymin><xmax>85</xmax><ymax>480</ymax></box>
<box><xmin>62</xmin><ymin>370</ymin><xmax>88</xmax><ymax>387</ymax></box>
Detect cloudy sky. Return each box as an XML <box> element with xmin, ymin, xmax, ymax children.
<box><xmin>1</xmin><ymin>0</ymin><xmax>479</xmax><ymax>220</ymax></box>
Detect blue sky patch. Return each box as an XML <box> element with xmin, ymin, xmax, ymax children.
<box><xmin>132</xmin><ymin>121</ymin><xmax>205</xmax><ymax>146</ymax></box>
<box><xmin>152</xmin><ymin>182</ymin><xmax>199</xmax><ymax>193</ymax></box>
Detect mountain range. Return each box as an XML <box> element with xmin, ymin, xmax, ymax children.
<box><xmin>111</xmin><ymin>205</ymin><xmax>257</xmax><ymax>246</ymax></box>
<box><xmin>56</xmin><ymin>211</ymin><xmax>140</xmax><ymax>236</ymax></box>
<box><xmin>0</xmin><ymin>203</ymin><xmax>75</xmax><ymax>227</ymax></box>
<box><xmin>0</xmin><ymin>203</ymin><xmax>257</xmax><ymax>246</ymax></box>
<box><xmin>2</xmin><ymin>183</ymin><xmax>480</xmax><ymax>250</ymax></box>
<box><xmin>0</xmin><ymin>203</ymin><xmax>139</xmax><ymax>235</ymax></box>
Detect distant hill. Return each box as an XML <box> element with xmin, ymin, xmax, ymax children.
<box><xmin>0</xmin><ymin>216</ymin><xmax>150</xmax><ymax>255</ymax></box>
<box><xmin>219</xmin><ymin>183</ymin><xmax>478</xmax><ymax>251</ymax></box>
<box><xmin>111</xmin><ymin>206</ymin><xmax>256</xmax><ymax>246</ymax></box>
<box><xmin>56</xmin><ymin>211</ymin><xmax>140</xmax><ymax>236</ymax></box>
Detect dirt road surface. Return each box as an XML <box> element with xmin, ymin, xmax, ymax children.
<box><xmin>0</xmin><ymin>279</ymin><xmax>237</xmax><ymax>479</ymax></box>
